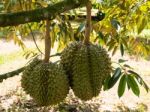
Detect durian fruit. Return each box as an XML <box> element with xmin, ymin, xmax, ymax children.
<box><xmin>21</xmin><ymin>59</ymin><xmax>69</xmax><ymax>106</ymax></box>
<box><xmin>21</xmin><ymin>58</ymin><xmax>42</xmax><ymax>95</ymax></box>
<box><xmin>60</xmin><ymin>41</ymin><xmax>80</xmax><ymax>86</ymax></box>
<box><xmin>60</xmin><ymin>42</ymin><xmax>112</xmax><ymax>100</ymax></box>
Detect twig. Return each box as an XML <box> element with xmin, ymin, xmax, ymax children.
<box><xmin>0</xmin><ymin>67</ymin><xmax>25</xmax><ymax>83</ymax></box>
<box><xmin>0</xmin><ymin>53</ymin><xmax>61</xmax><ymax>83</ymax></box>
<box><xmin>50</xmin><ymin>52</ymin><xmax>61</xmax><ymax>57</ymax></box>
<box><xmin>28</xmin><ymin>24</ymin><xmax>44</xmax><ymax>55</ymax></box>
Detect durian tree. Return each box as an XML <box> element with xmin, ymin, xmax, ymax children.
<box><xmin>0</xmin><ymin>0</ymin><xmax>149</xmax><ymax>106</ymax></box>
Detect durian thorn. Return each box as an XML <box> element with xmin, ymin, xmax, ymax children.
<box><xmin>44</xmin><ymin>20</ymin><xmax>51</xmax><ymax>63</ymax></box>
<box><xmin>84</xmin><ymin>1</ymin><xmax>92</xmax><ymax>45</ymax></box>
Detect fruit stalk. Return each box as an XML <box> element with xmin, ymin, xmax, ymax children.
<box><xmin>84</xmin><ymin>1</ymin><xmax>92</xmax><ymax>45</ymax></box>
<box><xmin>44</xmin><ymin>20</ymin><xmax>51</xmax><ymax>63</ymax></box>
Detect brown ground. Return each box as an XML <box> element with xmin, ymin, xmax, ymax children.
<box><xmin>0</xmin><ymin>40</ymin><xmax>150</xmax><ymax>112</ymax></box>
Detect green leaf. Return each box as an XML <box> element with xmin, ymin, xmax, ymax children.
<box><xmin>108</xmin><ymin>67</ymin><xmax>122</xmax><ymax>89</ymax></box>
<box><xmin>122</xmin><ymin>37</ymin><xmax>128</xmax><ymax>48</ymax></box>
<box><xmin>127</xmin><ymin>75</ymin><xmax>140</xmax><ymax>96</ymax></box>
<box><xmin>25</xmin><ymin>53</ymin><xmax>30</xmax><ymax>59</ymax></box>
<box><xmin>118</xmin><ymin>75</ymin><xmax>126</xmax><ymax>97</ymax></box>
<box><xmin>98</xmin><ymin>32</ymin><xmax>104</xmax><ymax>39</ymax></box>
<box><xmin>129</xmin><ymin>70</ymin><xmax>145</xmax><ymax>85</ymax></box>
<box><xmin>103</xmin><ymin>75</ymin><xmax>111</xmax><ymax>91</ymax></box>
<box><xmin>142</xmin><ymin>81</ymin><xmax>149</xmax><ymax>93</ymax></box>
<box><xmin>118</xmin><ymin>59</ymin><xmax>128</xmax><ymax>63</ymax></box>
<box><xmin>137</xmin><ymin>17</ymin><xmax>147</xmax><ymax>34</ymax></box>
<box><xmin>111</xmin><ymin>18</ymin><xmax>120</xmax><ymax>30</ymax></box>
<box><xmin>107</xmin><ymin>41</ymin><xmax>116</xmax><ymax>51</ymax></box>
<box><xmin>123</xmin><ymin>64</ymin><xmax>133</xmax><ymax>69</ymax></box>
<box><xmin>120</xmin><ymin>44</ymin><xmax>124</xmax><ymax>56</ymax></box>
<box><xmin>108</xmin><ymin>43</ymin><xmax>115</xmax><ymax>51</ymax></box>
<box><xmin>98</xmin><ymin>32</ymin><xmax>105</xmax><ymax>45</ymax></box>
<box><xmin>128</xmin><ymin>70</ymin><xmax>149</xmax><ymax>92</ymax></box>
<box><xmin>76</xmin><ymin>23</ymin><xmax>85</xmax><ymax>33</ymax></box>
<box><xmin>128</xmin><ymin>70</ymin><xmax>141</xmax><ymax>78</ymax></box>
<box><xmin>112</xmin><ymin>46</ymin><xmax>118</xmax><ymax>56</ymax></box>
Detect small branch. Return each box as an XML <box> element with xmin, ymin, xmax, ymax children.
<box><xmin>60</xmin><ymin>13</ymin><xmax>105</xmax><ymax>22</ymax></box>
<box><xmin>44</xmin><ymin>20</ymin><xmax>51</xmax><ymax>63</ymax></box>
<box><xmin>0</xmin><ymin>1</ymin><xmax>86</xmax><ymax>27</ymax></box>
<box><xmin>0</xmin><ymin>53</ymin><xmax>61</xmax><ymax>83</ymax></box>
<box><xmin>84</xmin><ymin>1</ymin><xmax>92</xmax><ymax>45</ymax></box>
<box><xmin>50</xmin><ymin>52</ymin><xmax>61</xmax><ymax>57</ymax></box>
<box><xmin>0</xmin><ymin>67</ymin><xmax>25</xmax><ymax>83</ymax></box>
<box><xmin>28</xmin><ymin>24</ymin><xmax>44</xmax><ymax>55</ymax></box>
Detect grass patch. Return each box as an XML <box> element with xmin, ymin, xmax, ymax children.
<box><xmin>0</xmin><ymin>51</ymin><xmax>23</xmax><ymax>65</ymax></box>
<box><xmin>0</xmin><ymin>47</ymin><xmax>43</xmax><ymax>65</ymax></box>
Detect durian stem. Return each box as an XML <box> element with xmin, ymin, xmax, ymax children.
<box><xmin>84</xmin><ymin>1</ymin><xmax>92</xmax><ymax>45</ymax></box>
<box><xmin>44</xmin><ymin>20</ymin><xmax>51</xmax><ymax>63</ymax></box>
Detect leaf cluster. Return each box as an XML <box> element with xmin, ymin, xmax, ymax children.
<box><xmin>103</xmin><ymin>59</ymin><xmax>149</xmax><ymax>97</ymax></box>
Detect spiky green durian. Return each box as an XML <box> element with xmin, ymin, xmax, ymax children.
<box><xmin>60</xmin><ymin>42</ymin><xmax>112</xmax><ymax>101</ymax></box>
<box><xmin>21</xmin><ymin>60</ymin><xmax>69</xmax><ymax>106</ymax></box>
<box><xmin>21</xmin><ymin>58</ymin><xmax>42</xmax><ymax>95</ymax></box>
<box><xmin>60</xmin><ymin>41</ymin><xmax>80</xmax><ymax>86</ymax></box>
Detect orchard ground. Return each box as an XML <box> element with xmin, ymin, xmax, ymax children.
<box><xmin>0</xmin><ymin>39</ymin><xmax>150</xmax><ymax>112</ymax></box>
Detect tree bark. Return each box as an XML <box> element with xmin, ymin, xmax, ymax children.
<box><xmin>0</xmin><ymin>1</ymin><xmax>86</xmax><ymax>27</ymax></box>
<box><xmin>0</xmin><ymin>67</ymin><xmax>25</xmax><ymax>82</ymax></box>
<box><xmin>61</xmin><ymin>14</ymin><xmax>105</xmax><ymax>22</ymax></box>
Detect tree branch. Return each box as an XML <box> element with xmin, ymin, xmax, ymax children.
<box><xmin>0</xmin><ymin>1</ymin><xmax>86</xmax><ymax>27</ymax></box>
<box><xmin>0</xmin><ymin>67</ymin><xmax>25</xmax><ymax>82</ymax></box>
<box><xmin>0</xmin><ymin>53</ymin><xmax>61</xmax><ymax>83</ymax></box>
<box><xmin>61</xmin><ymin>13</ymin><xmax>105</xmax><ymax>22</ymax></box>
